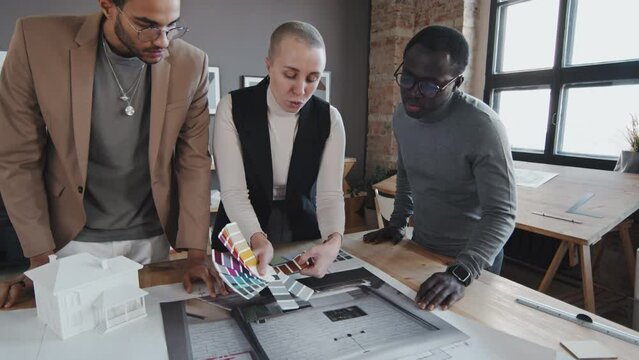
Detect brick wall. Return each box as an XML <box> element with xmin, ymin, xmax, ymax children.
<box><xmin>366</xmin><ymin>0</ymin><xmax>484</xmax><ymax>179</ymax></box>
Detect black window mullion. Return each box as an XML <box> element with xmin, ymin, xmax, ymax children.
<box><xmin>496</xmin><ymin>0</ymin><xmax>532</xmax><ymax>6</ymax></box>
<box><xmin>512</xmin><ymin>152</ymin><xmax>615</xmax><ymax>170</ymax></box>
<box><xmin>484</xmin><ymin>0</ymin><xmax>501</xmax><ymax>103</ymax></box>
<box><xmin>545</xmin><ymin>0</ymin><xmax>570</xmax><ymax>158</ymax></box>
<box><xmin>486</xmin><ymin>70</ymin><xmax>555</xmax><ymax>89</ymax></box>
<box><xmin>561</xmin><ymin>61</ymin><xmax>639</xmax><ymax>84</ymax></box>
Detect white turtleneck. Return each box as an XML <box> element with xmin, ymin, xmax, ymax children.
<box><xmin>213</xmin><ymin>86</ymin><xmax>346</xmax><ymax>241</ymax></box>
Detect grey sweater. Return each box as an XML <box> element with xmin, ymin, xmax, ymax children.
<box><xmin>75</xmin><ymin>36</ymin><xmax>163</xmax><ymax>242</ymax></box>
<box><xmin>390</xmin><ymin>90</ymin><xmax>516</xmax><ymax>278</ymax></box>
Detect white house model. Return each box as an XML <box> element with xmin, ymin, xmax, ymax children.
<box><xmin>24</xmin><ymin>253</ymin><xmax>149</xmax><ymax>340</ymax></box>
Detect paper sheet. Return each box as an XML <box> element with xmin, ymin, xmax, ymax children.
<box><xmin>189</xmin><ymin>318</ymin><xmax>253</xmax><ymax>360</ymax></box>
<box><xmin>560</xmin><ymin>340</ymin><xmax>617</xmax><ymax>359</ymax></box>
<box><xmin>515</xmin><ymin>168</ymin><xmax>558</xmax><ymax>188</ymax></box>
<box><xmin>334</xmin><ymin>253</ymin><xmax>559</xmax><ymax>360</ymax></box>
<box><xmin>0</xmin><ymin>293</ymin><xmax>169</xmax><ymax>360</ymax></box>
<box><xmin>250</xmin><ymin>289</ymin><xmax>445</xmax><ymax>359</ymax></box>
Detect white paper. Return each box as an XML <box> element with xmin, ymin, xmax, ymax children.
<box><xmin>341</xmin><ymin>254</ymin><xmax>558</xmax><ymax>360</ymax></box>
<box><xmin>515</xmin><ymin>168</ymin><xmax>558</xmax><ymax>188</ymax></box>
<box><xmin>560</xmin><ymin>340</ymin><xmax>617</xmax><ymax>359</ymax></box>
<box><xmin>0</xmin><ymin>294</ymin><xmax>169</xmax><ymax>360</ymax></box>
<box><xmin>145</xmin><ymin>282</ymin><xmax>209</xmax><ymax>303</ymax></box>
<box><xmin>189</xmin><ymin>318</ymin><xmax>253</xmax><ymax>360</ymax></box>
<box><xmin>252</xmin><ymin>291</ymin><xmax>443</xmax><ymax>360</ymax></box>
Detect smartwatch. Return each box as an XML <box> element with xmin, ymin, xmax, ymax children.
<box><xmin>447</xmin><ymin>264</ymin><xmax>472</xmax><ymax>287</ymax></box>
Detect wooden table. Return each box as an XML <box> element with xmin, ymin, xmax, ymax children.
<box><xmin>134</xmin><ymin>232</ymin><xmax>639</xmax><ymax>359</ymax></box>
<box><xmin>339</xmin><ymin>231</ymin><xmax>639</xmax><ymax>359</ymax></box>
<box><xmin>372</xmin><ymin>161</ymin><xmax>639</xmax><ymax>312</ymax></box>
<box><xmin>5</xmin><ymin>231</ymin><xmax>639</xmax><ymax>358</ymax></box>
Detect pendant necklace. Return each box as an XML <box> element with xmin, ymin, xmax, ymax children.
<box><xmin>102</xmin><ymin>37</ymin><xmax>146</xmax><ymax>117</ymax></box>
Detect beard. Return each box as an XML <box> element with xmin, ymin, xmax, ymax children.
<box><xmin>114</xmin><ymin>17</ymin><xmax>148</xmax><ymax>63</ymax></box>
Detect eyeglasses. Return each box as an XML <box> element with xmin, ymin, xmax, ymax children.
<box><xmin>117</xmin><ymin>7</ymin><xmax>189</xmax><ymax>42</ymax></box>
<box><xmin>393</xmin><ymin>62</ymin><xmax>461</xmax><ymax>98</ymax></box>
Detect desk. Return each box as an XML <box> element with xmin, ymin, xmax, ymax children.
<box><xmin>135</xmin><ymin>232</ymin><xmax>639</xmax><ymax>359</ymax></box>
<box><xmin>4</xmin><ymin>231</ymin><xmax>639</xmax><ymax>359</ymax></box>
<box><xmin>372</xmin><ymin>161</ymin><xmax>639</xmax><ymax>312</ymax></box>
<box><xmin>339</xmin><ymin>231</ymin><xmax>639</xmax><ymax>359</ymax></box>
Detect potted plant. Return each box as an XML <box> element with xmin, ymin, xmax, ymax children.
<box><xmin>614</xmin><ymin>114</ymin><xmax>639</xmax><ymax>173</ymax></box>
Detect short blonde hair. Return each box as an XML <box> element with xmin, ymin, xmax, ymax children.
<box><xmin>268</xmin><ymin>21</ymin><xmax>325</xmax><ymax>58</ymax></box>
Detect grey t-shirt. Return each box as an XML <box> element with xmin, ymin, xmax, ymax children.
<box><xmin>75</xmin><ymin>37</ymin><xmax>163</xmax><ymax>242</ymax></box>
<box><xmin>390</xmin><ymin>90</ymin><xmax>517</xmax><ymax>278</ymax></box>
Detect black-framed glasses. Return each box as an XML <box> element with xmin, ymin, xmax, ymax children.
<box><xmin>393</xmin><ymin>62</ymin><xmax>462</xmax><ymax>98</ymax></box>
<box><xmin>117</xmin><ymin>7</ymin><xmax>189</xmax><ymax>42</ymax></box>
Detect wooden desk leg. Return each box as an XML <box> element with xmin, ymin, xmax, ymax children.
<box><xmin>619</xmin><ymin>220</ymin><xmax>636</xmax><ymax>284</ymax></box>
<box><xmin>579</xmin><ymin>244</ymin><xmax>596</xmax><ymax>313</ymax></box>
<box><xmin>568</xmin><ymin>244</ymin><xmax>579</xmax><ymax>267</ymax></box>
<box><xmin>539</xmin><ymin>241</ymin><xmax>570</xmax><ymax>293</ymax></box>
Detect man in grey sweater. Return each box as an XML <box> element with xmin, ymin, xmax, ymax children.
<box><xmin>364</xmin><ymin>26</ymin><xmax>516</xmax><ymax>311</ymax></box>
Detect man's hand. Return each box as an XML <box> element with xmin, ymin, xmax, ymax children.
<box><xmin>415</xmin><ymin>272</ymin><xmax>465</xmax><ymax>311</ymax></box>
<box><xmin>0</xmin><ymin>250</ymin><xmax>53</xmax><ymax>308</ymax></box>
<box><xmin>182</xmin><ymin>249</ymin><xmax>228</xmax><ymax>297</ymax></box>
<box><xmin>298</xmin><ymin>233</ymin><xmax>342</xmax><ymax>278</ymax></box>
<box><xmin>0</xmin><ymin>275</ymin><xmax>33</xmax><ymax>309</ymax></box>
<box><xmin>363</xmin><ymin>226</ymin><xmax>405</xmax><ymax>244</ymax></box>
<box><xmin>250</xmin><ymin>232</ymin><xmax>274</xmax><ymax>276</ymax></box>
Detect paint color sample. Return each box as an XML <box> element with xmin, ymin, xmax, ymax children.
<box><xmin>213</xmin><ymin>223</ymin><xmax>315</xmax><ymax>307</ymax></box>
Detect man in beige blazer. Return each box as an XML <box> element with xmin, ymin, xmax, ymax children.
<box><xmin>0</xmin><ymin>0</ymin><xmax>226</xmax><ymax>308</ymax></box>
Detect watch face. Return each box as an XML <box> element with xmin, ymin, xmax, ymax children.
<box><xmin>451</xmin><ymin>266</ymin><xmax>470</xmax><ymax>285</ymax></box>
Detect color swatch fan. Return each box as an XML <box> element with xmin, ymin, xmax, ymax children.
<box><xmin>212</xmin><ymin>223</ymin><xmax>314</xmax><ymax>310</ymax></box>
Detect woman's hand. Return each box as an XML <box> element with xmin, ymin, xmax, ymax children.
<box><xmin>298</xmin><ymin>233</ymin><xmax>342</xmax><ymax>278</ymax></box>
<box><xmin>250</xmin><ymin>232</ymin><xmax>274</xmax><ymax>276</ymax></box>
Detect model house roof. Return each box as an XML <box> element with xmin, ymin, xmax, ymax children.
<box><xmin>25</xmin><ymin>253</ymin><xmax>143</xmax><ymax>295</ymax></box>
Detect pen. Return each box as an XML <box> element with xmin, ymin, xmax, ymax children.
<box><xmin>531</xmin><ymin>211</ymin><xmax>583</xmax><ymax>224</ymax></box>
<box><xmin>515</xmin><ymin>297</ymin><xmax>639</xmax><ymax>346</ymax></box>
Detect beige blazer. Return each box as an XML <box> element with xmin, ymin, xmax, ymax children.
<box><xmin>0</xmin><ymin>13</ymin><xmax>211</xmax><ymax>257</ymax></box>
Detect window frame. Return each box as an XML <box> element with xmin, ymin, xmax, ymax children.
<box><xmin>484</xmin><ymin>0</ymin><xmax>639</xmax><ymax>170</ymax></box>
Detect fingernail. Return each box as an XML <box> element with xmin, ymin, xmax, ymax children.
<box><xmin>428</xmin><ymin>304</ymin><xmax>435</xmax><ymax>311</ymax></box>
<box><xmin>418</xmin><ymin>303</ymin><xmax>426</xmax><ymax>310</ymax></box>
<box><xmin>441</xmin><ymin>305</ymin><xmax>448</xmax><ymax>310</ymax></box>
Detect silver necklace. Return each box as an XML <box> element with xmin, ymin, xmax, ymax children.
<box><xmin>101</xmin><ymin>37</ymin><xmax>146</xmax><ymax>117</ymax></box>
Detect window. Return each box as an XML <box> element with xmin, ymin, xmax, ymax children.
<box><xmin>485</xmin><ymin>0</ymin><xmax>639</xmax><ymax>169</ymax></box>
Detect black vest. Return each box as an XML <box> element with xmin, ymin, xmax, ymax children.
<box><xmin>212</xmin><ymin>78</ymin><xmax>331</xmax><ymax>251</ymax></box>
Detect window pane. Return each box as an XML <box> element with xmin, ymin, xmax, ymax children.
<box><xmin>558</xmin><ymin>83</ymin><xmax>639</xmax><ymax>158</ymax></box>
<box><xmin>493</xmin><ymin>88</ymin><xmax>550</xmax><ymax>152</ymax></box>
<box><xmin>496</xmin><ymin>0</ymin><xmax>559</xmax><ymax>73</ymax></box>
<box><xmin>567</xmin><ymin>0</ymin><xmax>639</xmax><ymax>66</ymax></box>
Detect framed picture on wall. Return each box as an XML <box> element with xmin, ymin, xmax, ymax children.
<box><xmin>208</xmin><ymin>66</ymin><xmax>220</xmax><ymax>114</ymax></box>
<box><xmin>242</xmin><ymin>75</ymin><xmax>265</xmax><ymax>88</ymax></box>
<box><xmin>315</xmin><ymin>71</ymin><xmax>331</xmax><ymax>102</ymax></box>
<box><xmin>0</xmin><ymin>51</ymin><xmax>7</xmax><ymax>70</ymax></box>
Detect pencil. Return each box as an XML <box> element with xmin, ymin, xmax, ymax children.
<box><xmin>531</xmin><ymin>211</ymin><xmax>583</xmax><ymax>224</ymax></box>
